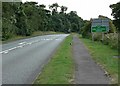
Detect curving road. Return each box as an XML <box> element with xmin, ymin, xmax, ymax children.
<box><xmin>1</xmin><ymin>34</ymin><xmax>69</xmax><ymax>84</ymax></box>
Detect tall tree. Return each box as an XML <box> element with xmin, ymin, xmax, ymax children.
<box><xmin>2</xmin><ymin>2</ymin><xmax>84</xmax><ymax>41</ymax></box>
<box><xmin>110</xmin><ymin>2</ymin><xmax>120</xmax><ymax>31</ymax></box>
<box><xmin>2</xmin><ymin>2</ymin><xmax>20</xmax><ymax>40</ymax></box>
<box><xmin>60</xmin><ymin>6</ymin><xmax>67</xmax><ymax>14</ymax></box>
<box><xmin>49</xmin><ymin>3</ymin><xmax>59</xmax><ymax>15</ymax></box>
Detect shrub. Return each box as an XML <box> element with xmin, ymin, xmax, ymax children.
<box><xmin>81</xmin><ymin>21</ymin><xmax>91</xmax><ymax>38</ymax></box>
<box><xmin>104</xmin><ymin>33</ymin><xmax>118</xmax><ymax>49</ymax></box>
<box><xmin>92</xmin><ymin>33</ymin><xmax>102</xmax><ymax>41</ymax></box>
<box><xmin>2</xmin><ymin>19</ymin><xmax>17</xmax><ymax>41</ymax></box>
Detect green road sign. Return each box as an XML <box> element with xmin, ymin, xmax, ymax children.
<box><xmin>91</xmin><ymin>26</ymin><xmax>107</xmax><ymax>32</ymax></box>
<box><xmin>91</xmin><ymin>19</ymin><xmax>109</xmax><ymax>32</ymax></box>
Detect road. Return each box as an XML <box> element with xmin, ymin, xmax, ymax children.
<box><xmin>1</xmin><ymin>34</ymin><xmax>69</xmax><ymax>84</ymax></box>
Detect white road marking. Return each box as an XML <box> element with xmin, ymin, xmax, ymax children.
<box><xmin>8</xmin><ymin>47</ymin><xmax>17</xmax><ymax>51</ymax></box>
<box><xmin>0</xmin><ymin>46</ymin><xmax>18</xmax><ymax>54</ymax></box>
<box><xmin>1</xmin><ymin>36</ymin><xmax>64</xmax><ymax>54</ymax></box>
<box><xmin>0</xmin><ymin>50</ymin><xmax>9</xmax><ymax>54</ymax></box>
<box><xmin>17</xmin><ymin>45</ymin><xmax>23</xmax><ymax>48</ymax></box>
<box><xmin>46</xmin><ymin>39</ymin><xmax>50</xmax><ymax>40</ymax></box>
<box><xmin>3</xmin><ymin>50</ymin><xmax>9</xmax><ymax>54</ymax></box>
<box><xmin>18</xmin><ymin>42</ymin><xmax>26</xmax><ymax>45</ymax></box>
<box><xmin>55</xmin><ymin>39</ymin><xmax>61</xmax><ymax>40</ymax></box>
<box><xmin>40</xmin><ymin>38</ymin><xmax>62</xmax><ymax>41</ymax></box>
<box><xmin>0</xmin><ymin>40</ymin><xmax>40</xmax><ymax>54</ymax></box>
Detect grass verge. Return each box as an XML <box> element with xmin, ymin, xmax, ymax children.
<box><xmin>80</xmin><ymin>36</ymin><xmax>118</xmax><ymax>84</ymax></box>
<box><xmin>34</xmin><ymin>35</ymin><xmax>74</xmax><ymax>84</ymax></box>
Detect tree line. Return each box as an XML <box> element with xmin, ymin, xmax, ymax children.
<box><xmin>110</xmin><ymin>1</ymin><xmax>120</xmax><ymax>51</ymax></box>
<box><xmin>110</xmin><ymin>1</ymin><xmax>120</xmax><ymax>32</ymax></box>
<box><xmin>2</xmin><ymin>2</ymin><xmax>84</xmax><ymax>41</ymax></box>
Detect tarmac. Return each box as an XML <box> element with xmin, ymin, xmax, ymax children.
<box><xmin>72</xmin><ymin>35</ymin><xmax>110</xmax><ymax>84</ymax></box>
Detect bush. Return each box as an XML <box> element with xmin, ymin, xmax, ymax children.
<box><xmin>92</xmin><ymin>33</ymin><xmax>118</xmax><ymax>49</ymax></box>
<box><xmin>92</xmin><ymin>33</ymin><xmax>102</xmax><ymax>41</ymax></box>
<box><xmin>81</xmin><ymin>21</ymin><xmax>91</xmax><ymax>38</ymax></box>
<box><xmin>2</xmin><ymin>19</ymin><xmax>17</xmax><ymax>41</ymax></box>
<box><xmin>103</xmin><ymin>33</ymin><xmax>118</xmax><ymax>49</ymax></box>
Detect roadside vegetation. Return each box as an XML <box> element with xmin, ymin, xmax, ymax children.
<box><xmin>80</xmin><ymin>15</ymin><xmax>118</xmax><ymax>50</ymax></box>
<box><xmin>2</xmin><ymin>1</ymin><xmax>120</xmax><ymax>84</ymax></box>
<box><xmin>80</xmin><ymin>2</ymin><xmax>120</xmax><ymax>50</ymax></box>
<box><xmin>2</xmin><ymin>2</ymin><xmax>84</xmax><ymax>41</ymax></box>
<box><xmin>79</xmin><ymin>2</ymin><xmax>120</xmax><ymax>84</ymax></box>
<box><xmin>80</xmin><ymin>36</ymin><xmax>118</xmax><ymax>84</ymax></box>
<box><xmin>34</xmin><ymin>35</ymin><xmax>74</xmax><ymax>84</ymax></box>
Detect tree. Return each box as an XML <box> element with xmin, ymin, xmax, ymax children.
<box><xmin>110</xmin><ymin>2</ymin><xmax>120</xmax><ymax>31</ymax></box>
<box><xmin>67</xmin><ymin>11</ymin><xmax>84</xmax><ymax>33</ymax></box>
<box><xmin>80</xmin><ymin>21</ymin><xmax>91</xmax><ymax>38</ymax></box>
<box><xmin>60</xmin><ymin>6</ymin><xmax>67</xmax><ymax>14</ymax></box>
<box><xmin>2</xmin><ymin>2</ymin><xmax>20</xmax><ymax>40</ymax></box>
<box><xmin>110</xmin><ymin>2</ymin><xmax>120</xmax><ymax>54</ymax></box>
<box><xmin>49</xmin><ymin>3</ymin><xmax>59</xmax><ymax>15</ymax></box>
<box><xmin>2</xmin><ymin>2</ymin><xmax>84</xmax><ymax>41</ymax></box>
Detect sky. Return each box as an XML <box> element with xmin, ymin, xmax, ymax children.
<box><xmin>22</xmin><ymin>0</ymin><xmax>120</xmax><ymax>20</ymax></box>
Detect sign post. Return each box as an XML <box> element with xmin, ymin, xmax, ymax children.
<box><xmin>92</xmin><ymin>32</ymin><xmax>94</xmax><ymax>41</ymax></box>
<box><xmin>91</xmin><ymin>19</ymin><xmax>109</xmax><ymax>41</ymax></box>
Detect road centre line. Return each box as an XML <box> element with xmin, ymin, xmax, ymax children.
<box><xmin>1</xmin><ymin>38</ymin><xmax>62</xmax><ymax>54</ymax></box>
<box><xmin>1</xmin><ymin>40</ymin><xmax>41</xmax><ymax>54</ymax></box>
<box><xmin>18</xmin><ymin>42</ymin><xmax>26</xmax><ymax>45</ymax></box>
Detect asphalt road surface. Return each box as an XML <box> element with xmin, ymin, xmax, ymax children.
<box><xmin>73</xmin><ymin>35</ymin><xmax>110</xmax><ymax>84</ymax></box>
<box><xmin>1</xmin><ymin>34</ymin><xmax>69</xmax><ymax>84</ymax></box>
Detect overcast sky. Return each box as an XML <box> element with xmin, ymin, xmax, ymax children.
<box><xmin>22</xmin><ymin>0</ymin><xmax>119</xmax><ymax>20</ymax></box>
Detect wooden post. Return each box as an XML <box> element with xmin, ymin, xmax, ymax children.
<box><xmin>92</xmin><ymin>32</ymin><xmax>94</xmax><ymax>41</ymax></box>
<box><xmin>102</xmin><ymin>32</ymin><xmax>104</xmax><ymax>42</ymax></box>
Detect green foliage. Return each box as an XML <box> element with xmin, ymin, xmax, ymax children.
<box><xmin>2</xmin><ymin>2</ymin><xmax>84</xmax><ymax>41</ymax></box>
<box><xmin>60</xmin><ymin>6</ymin><xmax>67</xmax><ymax>14</ymax></box>
<box><xmin>93</xmin><ymin>33</ymin><xmax>102</xmax><ymax>41</ymax></box>
<box><xmin>103</xmin><ymin>33</ymin><xmax>118</xmax><ymax>49</ymax></box>
<box><xmin>2</xmin><ymin>2</ymin><xmax>20</xmax><ymax>40</ymax></box>
<box><xmin>81</xmin><ymin>21</ymin><xmax>91</xmax><ymax>38</ymax></box>
<box><xmin>2</xmin><ymin>19</ymin><xmax>17</xmax><ymax>40</ymax></box>
<box><xmin>71</xmin><ymin>23</ymin><xmax>78</xmax><ymax>32</ymax></box>
<box><xmin>67</xmin><ymin>11</ymin><xmax>84</xmax><ymax>33</ymax></box>
<box><xmin>110</xmin><ymin>2</ymin><xmax>120</xmax><ymax>31</ymax></box>
<box><xmin>80</xmin><ymin>15</ymin><xmax>118</xmax><ymax>49</ymax></box>
<box><xmin>109</xmin><ymin>21</ymin><xmax>117</xmax><ymax>33</ymax></box>
<box><xmin>49</xmin><ymin>3</ymin><xmax>59</xmax><ymax>15</ymax></box>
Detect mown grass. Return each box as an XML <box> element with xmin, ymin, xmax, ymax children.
<box><xmin>80</xmin><ymin>36</ymin><xmax>118</xmax><ymax>84</ymax></box>
<box><xmin>34</xmin><ymin>35</ymin><xmax>74</xmax><ymax>84</ymax></box>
